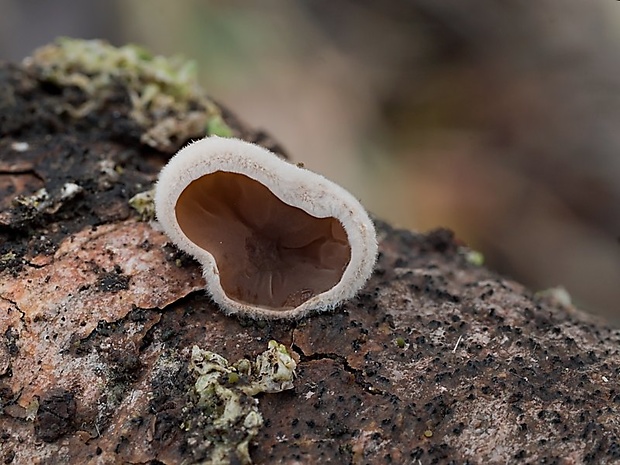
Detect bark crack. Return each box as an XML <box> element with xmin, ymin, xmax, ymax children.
<box><xmin>291</xmin><ymin>343</ymin><xmax>392</xmax><ymax>397</ymax></box>
<box><xmin>0</xmin><ymin>294</ymin><xmax>25</xmax><ymax>322</ymax></box>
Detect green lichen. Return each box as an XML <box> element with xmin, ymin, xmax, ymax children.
<box><xmin>242</xmin><ymin>340</ymin><xmax>297</xmax><ymax>396</ymax></box>
<box><xmin>461</xmin><ymin>247</ymin><xmax>484</xmax><ymax>266</ymax></box>
<box><xmin>14</xmin><ymin>188</ymin><xmax>49</xmax><ymax>210</ymax></box>
<box><xmin>206</xmin><ymin>113</ymin><xmax>234</xmax><ymax>138</ymax></box>
<box><xmin>27</xmin><ymin>38</ymin><xmax>197</xmax><ymax>103</ymax></box>
<box><xmin>25</xmin><ymin>38</ymin><xmax>234</xmax><ymax>151</ymax></box>
<box><xmin>25</xmin><ymin>399</ymin><xmax>39</xmax><ymax>421</ymax></box>
<box><xmin>0</xmin><ymin>251</ymin><xmax>17</xmax><ymax>264</ymax></box>
<box><xmin>227</xmin><ymin>372</ymin><xmax>240</xmax><ymax>384</ymax></box>
<box><xmin>128</xmin><ymin>188</ymin><xmax>155</xmax><ymax>221</ymax></box>
<box><xmin>536</xmin><ymin>286</ymin><xmax>572</xmax><ymax>308</ymax></box>
<box><xmin>12</xmin><ymin>182</ymin><xmax>83</xmax><ymax>218</ymax></box>
<box><xmin>184</xmin><ymin>340</ymin><xmax>297</xmax><ymax>465</ymax></box>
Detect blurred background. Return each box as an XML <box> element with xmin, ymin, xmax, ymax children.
<box><xmin>1</xmin><ymin>0</ymin><xmax>619</xmax><ymax>323</ymax></box>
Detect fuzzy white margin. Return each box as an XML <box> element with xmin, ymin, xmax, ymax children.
<box><xmin>155</xmin><ymin>136</ymin><xmax>378</xmax><ymax>320</ymax></box>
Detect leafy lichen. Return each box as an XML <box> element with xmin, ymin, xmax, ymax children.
<box><xmin>128</xmin><ymin>188</ymin><xmax>156</xmax><ymax>221</ymax></box>
<box><xmin>25</xmin><ymin>38</ymin><xmax>234</xmax><ymax>151</ymax></box>
<box><xmin>11</xmin><ymin>182</ymin><xmax>83</xmax><ymax>221</ymax></box>
<box><xmin>184</xmin><ymin>341</ymin><xmax>297</xmax><ymax>465</ymax></box>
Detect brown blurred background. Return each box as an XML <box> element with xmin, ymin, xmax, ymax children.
<box><xmin>1</xmin><ymin>0</ymin><xmax>619</xmax><ymax>323</ymax></box>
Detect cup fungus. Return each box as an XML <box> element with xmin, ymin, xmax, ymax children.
<box><xmin>155</xmin><ymin>136</ymin><xmax>377</xmax><ymax>319</ymax></box>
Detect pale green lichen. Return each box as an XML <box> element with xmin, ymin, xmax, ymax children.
<box><xmin>128</xmin><ymin>188</ymin><xmax>156</xmax><ymax>221</ymax></box>
<box><xmin>184</xmin><ymin>340</ymin><xmax>297</xmax><ymax>465</ymax></box>
<box><xmin>25</xmin><ymin>399</ymin><xmax>39</xmax><ymax>422</ymax></box>
<box><xmin>0</xmin><ymin>251</ymin><xmax>17</xmax><ymax>263</ymax></box>
<box><xmin>205</xmin><ymin>112</ymin><xmax>234</xmax><ymax>138</ymax></box>
<box><xmin>244</xmin><ymin>340</ymin><xmax>296</xmax><ymax>396</ymax></box>
<box><xmin>536</xmin><ymin>286</ymin><xmax>572</xmax><ymax>308</ymax></box>
<box><xmin>14</xmin><ymin>188</ymin><xmax>49</xmax><ymax>210</ymax></box>
<box><xmin>25</xmin><ymin>38</ymin><xmax>234</xmax><ymax>151</ymax></box>
<box><xmin>13</xmin><ymin>182</ymin><xmax>83</xmax><ymax>216</ymax></box>
<box><xmin>461</xmin><ymin>247</ymin><xmax>484</xmax><ymax>266</ymax></box>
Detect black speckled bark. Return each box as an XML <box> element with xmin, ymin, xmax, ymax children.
<box><xmin>1</xmin><ymin>51</ymin><xmax>619</xmax><ymax>465</ymax></box>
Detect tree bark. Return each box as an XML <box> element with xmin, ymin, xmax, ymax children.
<box><xmin>1</xmin><ymin>42</ymin><xmax>619</xmax><ymax>465</ymax></box>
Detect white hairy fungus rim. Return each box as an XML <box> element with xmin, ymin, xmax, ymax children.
<box><xmin>155</xmin><ymin>136</ymin><xmax>377</xmax><ymax>319</ymax></box>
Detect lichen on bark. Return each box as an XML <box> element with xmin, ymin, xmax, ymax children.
<box><xmin>1</xmin><ymin>39</ymin><xmax>619</xmax><ymax>465</ymax></box>
<box><xmin>184</xmin><ymin>341</ymin><xmax>296</xmax><ymax>465</ymax></box>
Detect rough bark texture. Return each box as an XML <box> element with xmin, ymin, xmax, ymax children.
<box><xmin>1</xmin><ymin>43</ymin><xmax>620</xmax><ymax>465</ymax></box>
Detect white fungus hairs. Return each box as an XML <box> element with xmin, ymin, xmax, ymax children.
<box><xmin>155</xmin><ymin>136</ymin><xmax>377</xmax><ymax>320</ymax></box>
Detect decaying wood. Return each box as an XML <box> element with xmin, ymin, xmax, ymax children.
<box><xmin>1</xmin><ymin>42</ymin><xmax>619</xmax><ymax>465</ymax></box>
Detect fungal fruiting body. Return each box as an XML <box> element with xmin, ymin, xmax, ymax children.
<box><xmin>155</xmin><ymin>136</ymin><xmax>377</xmax><ymax>319</ymax></box>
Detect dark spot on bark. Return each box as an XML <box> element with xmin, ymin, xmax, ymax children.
<box><xmin>2</xmin><ymin>449</ymin><xmax>15</xmax><ymax>464</ymax></box>
<box><xmin>4</xmin><ymin>328</ymin><xmax>19</xmax><ymax>356</ymax></box>
<box><xmin>425</xmin><ymin>228</ymin><xmax>456</xmax><ymax>253</ymax></box>
<box><xmin>97</xmin><ymin>270</ymin><xmax>130</xmax><ymax>292</ymax></box>
<box><xmin>34</xmin><ymin>390</ymin><xmax>77</xmax><ymax>442</ymax></box>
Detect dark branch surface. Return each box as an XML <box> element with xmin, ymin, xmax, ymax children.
<box><xmin>1</xmin><ymin>46</ymin><xmax>619</xmax><ymax>465</ymax></box>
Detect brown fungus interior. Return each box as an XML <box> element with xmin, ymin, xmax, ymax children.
<box><xmin>175</xmin><ymin>171</ymin><xmax>352</xmax><ymax>310</ymax></box>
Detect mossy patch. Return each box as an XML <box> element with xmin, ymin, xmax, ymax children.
<box><xmin>25</xmin><ymin>38</ymin><xmax>234</xmax><ymax>151</ymax></box>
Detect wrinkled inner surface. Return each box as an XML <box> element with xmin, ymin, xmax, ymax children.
<box><xmin>175</xmin><ymin>171</ymin><xmax>351</xmax><ymax>310</ymax></box>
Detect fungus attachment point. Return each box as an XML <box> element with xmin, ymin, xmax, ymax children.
<box><xmin>155</xmin><ymin>136</ymin><xmax>377</xmax><ymax>319</ymax></box>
